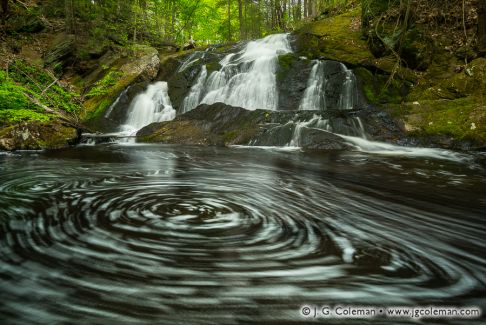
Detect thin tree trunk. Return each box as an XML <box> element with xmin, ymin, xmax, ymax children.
<box><xmin>238</xmin><ymin>0</ymin><xmax>244</xmax><ymax>40</ymax></box>
<box><xmin>479</xmin><ymin>0</ymin><xmax>486</xmax><ymax>53</ymax></box>
<box><xmin>1</xmin><ymin>0</ymin><xmax>8</xmax><ymax>16</ymax></box>
<box><xmin>65</xmin><ymin>0</ymin><xmax>74</xmax><ymax>33</ymax></box>
<box><xmin>297</xmin><ymin>0</ymin><xmax>302</xmax><ymax>20</ymax></box>
<box><xmin>228</xmin><ymin>0</ymin><xmax>232</xmax><ymax>42</ymax></box>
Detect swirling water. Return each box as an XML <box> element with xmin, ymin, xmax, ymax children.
<box><xmin>0</xmin><ymin>145</ymin><xmax>485</xmax><ymax>324</ymax></box>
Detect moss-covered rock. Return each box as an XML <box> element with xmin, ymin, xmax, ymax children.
<box><xmin>387</xmin><ymin>96</ymin><xmax>486</xmax><ymax>148</ymax></box>
<box><xmin>0</xmin><ymin>121</ymin><xmax>78</xmax><ymax>151</ymax></box>
<box><xmin>293</xmin><ymin>7</ymin><xmax>373</xmax><ymax>66</ymax></box>
<box><xmin>82</xmin><ymin>45</ymin><xmax>160</xmax><ymax>128</ymax></box>
<box><xmin>354</xmin><ymin>67</ymin><xmax>411</xmax><ymax>104</ymax></box>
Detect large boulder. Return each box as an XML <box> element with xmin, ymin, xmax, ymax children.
<box><xmin>137</xmin><ymin>102</ymin><xmax>353</xmax><ymax>150</ymax></box>
<box><xmin>0</xmin><ymin>121</ymin><xmax>78</xmax><ymax>151</ymax></box>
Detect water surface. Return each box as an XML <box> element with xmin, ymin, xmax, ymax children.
<box><xmin>1</xmin><ymin>145</ymin><xmax>485</xmax><ymax>324</ymax></box>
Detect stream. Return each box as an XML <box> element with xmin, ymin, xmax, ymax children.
<box><xmin>1</xmin><ymin>145</ymin><xmax>485</xmax><ymax>324</ymax></box>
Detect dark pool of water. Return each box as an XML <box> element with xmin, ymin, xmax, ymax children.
<box><xmin>1</xmin><ymin>144</ymin><xmax>485</xmax><ymax>324</ymax></box>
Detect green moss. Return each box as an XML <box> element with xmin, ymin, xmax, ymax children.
<box><xmin>206</xmin><ymin>61</ymin><xmax>222</xmax><ymax>72</ymax></box>
<box><xmin>223</xmin><ymin>130</ymin><xmax>238</xmax><ymax>144</ymax></box>
<box><xmin>0</xmin><ymin>109</ymin><xmax>51</xmax><ymax>124</ymax></box>
<box><xmin>389</xmin><ymin>97</ymin><xmax>486</xmax><ymax>142</ymax></box>
<box><xmin>5</xmin><ymin>60</ymin><xmax>82</xmax><ymax>113</ymax></box>
<box><xmin>354</xmin><ymin>67</ymin><xmax>409</xmax><ymax>104</ymax></box>
<box><xmin>295</xmin><ymin>7</ymin><xmax>373</xmax><ymax>65</ymax></box>
<box><xmin>84</xmin><ymin>97</ymin><xmax>112</xmax><ymax>121</ymax></box>
<box><xmin>86</xmin><ymin>70</ymin><xmax>123</xmax><ymax>98</ymax></box>
<box><xmin>418</xmin><ymin>98</ymin><xmax>485</xmax><ymax>141</ymax></box>
<box><xmin>277</xmin><ymin>53</ymin><xmax>298</xmax><ymax>82</ymax></box>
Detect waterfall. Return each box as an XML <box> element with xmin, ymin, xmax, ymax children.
<box><xmin>288</xmin><ymin>115</ymin><xmax>330</xmax><ymax>147</ymax></box>
<box><xmin>338</xmin><ymin>63</ymin><xmax>358</xmax><ymax>110</ymax></box>
<box><xmin>180</xmin><ymin>33</ymin><xmax>292</xmax><ymax>112</ymax></box>
<box><xmin>120</xmin><ymin>81</ymin><xmax>176</xmax><ymax>135</ymax></box>
<box><xmin>104</xmin><ymin>86</ymin><xmax>130</xmax><ymax>118</ymax></box>
<box><xmin>181</xmin><ymin>65</ymin><xmax>208</xmax><ymax>113</ymax></box>
<box><xmin>299</xmin><ymin>61</ymin><xmax>358</xmax><ymax>111</ymax></box>
<box><xmin>299</xmin><ymin>61</ymin><xmax>327</xmax><ymax>111</ymax></box>
<box><xmin>177</xmin><ymin>51</ymin><xmax>207</xmax><ymax>73</ymax></box>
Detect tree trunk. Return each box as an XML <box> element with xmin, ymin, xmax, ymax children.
<box><xmin>238</xmin><ymin>0</ymin><xmax>244</xmax><ymax>40</ymax></box>
<box><xmin>479</xmin><ymin>0</ymin><xmax>486</xmax><ymax>54</ymax></box>
<box><xmin>65</xmin><ymin>0</ymin><xmax>74</xmax><ymax>33</ymax></box>
<box><xmin>228</xmin><ymin>0</ymin><xmax>232</xmax><ymax>42</ymax></box>
<box><xmin>297</xmin><ymin>0</ymin><xmax>302</xmax><ymax>20</ymax></box>
<box><xmin>1</xmin><ymin>0</ymin><xmax>8</xmax><ymax>17</ymax></box>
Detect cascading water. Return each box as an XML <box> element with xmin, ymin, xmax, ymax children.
<box><xmin>181</xmin><ymin>65</ymin><xmax>208</xmax><ymax>113</ymax></box>
<box><xmin>299</xmin><ymin>60</ymin><xmax>358</xmax><ymax>111</ymax></box>
<box><xmin>181</xmin><ymin>33</ymin><xmax>292</xmax><ymax>112</ymax></box>
<box><xmin>289</xmin><ymin>60</ymin><xmax>365</xmax><ymax>146</ymax></box>
<box><xmin>299</xmin><ymin>61</ymin><xmax>327</xmax><ymax>111</ymax></box>
<box><xmin>120</xmin><ymin>81</ymin><xmax>176</xmax><ymax>135</ymax></box>
<box><xmin>104</xmin><ymin>86</ymin><xmax>130</xmax><ymax>118</ymax></box>
<box><xmin>338</xmin><ymin>63</ymin><xmax>359</xmax><ymax>110</ymax></box>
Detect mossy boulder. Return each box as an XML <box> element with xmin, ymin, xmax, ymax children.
<box><xmin>387</xmin><ymin>96</ymin><xmax>486</xmax><ymax>149</ymax></box>
<box><xmin>293</xmin><ymin>7</ymin><xmax>373</xmax><ymax>66</ymax></box>
<box><xmin>0</xmin><ymin>121</ymin><xmax>78</xmax><ymax>151</ymax></box>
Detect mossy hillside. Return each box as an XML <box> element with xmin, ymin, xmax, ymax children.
<box><xmin>407</xmin><ymin>58</ymin><xmax>486</xmax><ymax>102</ymax></box>
<box><xmin>382</xmin><ymin>57</ymin><xmax>486</xmax><ymax>145</ymax></box>
<box><xmin>0</xmin><ymin>63</ymin><xmax>80</xmax><ymax>125</ymax></box>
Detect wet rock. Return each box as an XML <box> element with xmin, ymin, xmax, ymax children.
<box><xmin>0</xmin><ymin>121</ymin><xmax>78</xmax><ymax>151</ymax></box>
<box><xmin>137</xmin><ymin>102</ymin><xmax>353</xmax><ymax>150</ymax></box>
<box><xmin>299</xmin><ymin>128</ymin><xmax>351</xmax><ymax>150</ymax></box>
<box><xmin>277</xmin><ymin>54</ymin><xmax>312</xmax><ymax>110</ymax></box>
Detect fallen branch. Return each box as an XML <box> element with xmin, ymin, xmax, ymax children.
<box><xmin>22</xmin><ymin>92</ymin><xmax>83</xmax><ymax>129</ymax></box>
<box><xmin>41</xmin><ymin>76</ymin><xmax>59</xmax><ymax>96</ymax></box>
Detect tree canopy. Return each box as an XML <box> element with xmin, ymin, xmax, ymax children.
<box><xmin>39</xmin><ymin>0</ymin><xmax>353</xmax><ymax>45</ymax></box>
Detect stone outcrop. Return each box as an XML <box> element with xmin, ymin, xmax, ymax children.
<box><xmin>0</xmin><ymin>121</ymin><xmax>78</xmax><ymax>151</ymax></box>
